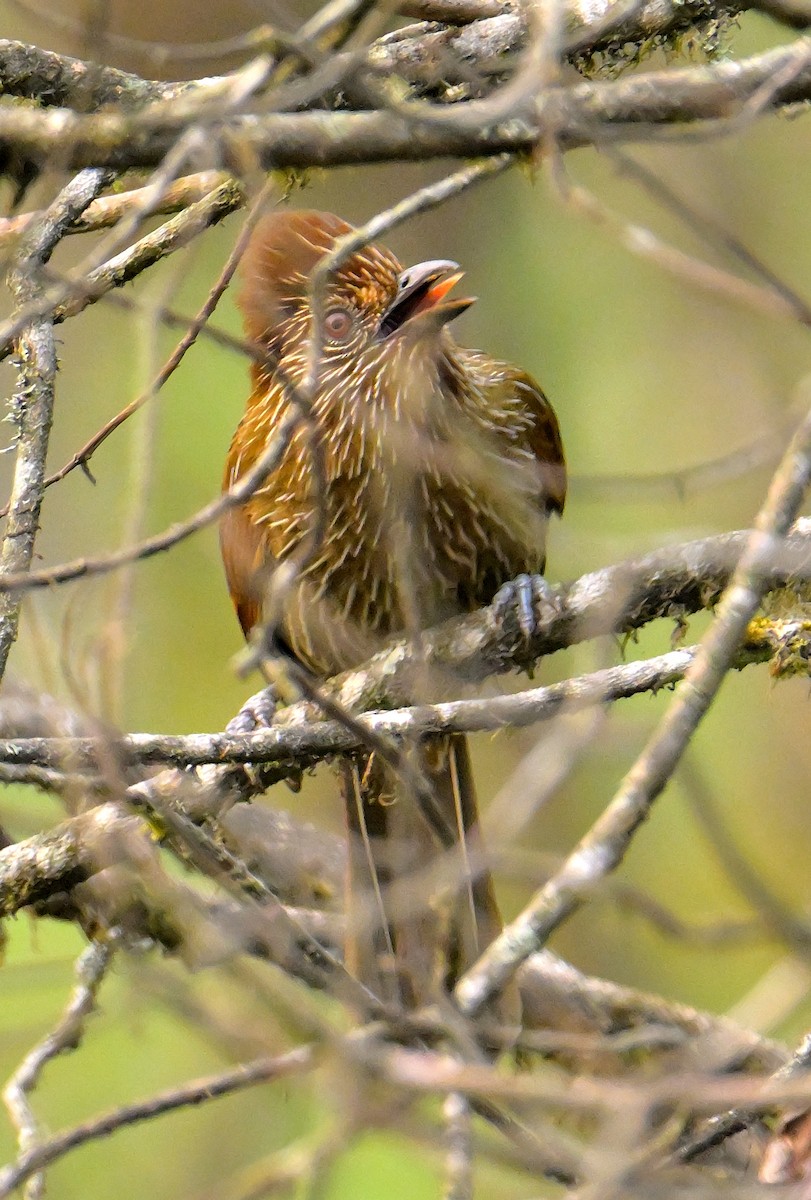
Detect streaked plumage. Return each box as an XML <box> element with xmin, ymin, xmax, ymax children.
<box><xmin>222</xmin><ymin>210</ymin><xmax>566</xmax><ymax>1018</ymax></box>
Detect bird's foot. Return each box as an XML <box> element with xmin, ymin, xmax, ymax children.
<box><xmin>226</xmin><ymin>685</ymin><xmax>302</xmax><ymax>792</ymax></box>
<box><xmin>492</xmin><ymin>573</ymin><xmax>558</xmax><ymax>643</ymax></box>
<box><xmin>226</xmin><ymin>685</ymin><xmax>280</xmax><ymax>735</ymax></box>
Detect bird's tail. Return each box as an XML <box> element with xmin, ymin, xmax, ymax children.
<box><xmin>341</xmin><ymin>734</ymin><xmax>518</xmax><ymax>1035</ymax></box>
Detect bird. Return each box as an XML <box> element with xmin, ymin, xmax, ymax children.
<box><xmin>221</xmin><ymin>209</ymin><xmax>566</xmax><ymax>1028</ymax></box>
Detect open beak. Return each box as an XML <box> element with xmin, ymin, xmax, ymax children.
<box><xmin>379</xmin><ymin>259</ymin><xmax>475</xmax><ymax>337</ymax></box>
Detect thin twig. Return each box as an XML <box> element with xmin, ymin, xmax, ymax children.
<box><xmin>549</xmin><ymin>152</ymin><xmax>811</xmax><ymax>329</ymax></box>
<box><xmin>574</xmin><ymin>400</ymin><xmax>804</xmax><ymax>501</ymax></box>
<box><xmin>608</xmin><ymin>148</ymin><xmax>811</xmax><ymax>325</ymax></box>
<box><xmin>0</xmin><ymin>411</ymin><xmax>299</xmax><ymax>596</ymax></box>
<box><xmin>443</xmin><ymin>1091</ymin><xmax>474</xmax><ymax>1200</ymax></box>
<box><xmin>3</xmin><ymin>9</ymin><xmax>283</xmax><ymax>67</ymax></box>
<box><xmin>0</xmin><ymin>170</ymin><xmax>231</xmax><ymax>249</ymax></box>
<box><xmin>2</xmin><ymin>939</ymin><xmax>114</xmax><ymax>1200</ymax></box>
<box><xmin>0</xmin><ymin>181</ymin><xmax>272</xmax><ymax>520</ymax></box>
<box><xmin>0</xmin><ymin>761</ymin><xmax>107</xmax><ymax>794</ymax></box>
<box><xmin>0</xmin><ymin>1047</ymin><xmax>316</xmax><ymax>1199</ymax></box>
<box><xmin>0</xmin><ymin>168</ymin><xmax>108</xmax><ymax>681</ymax></box>
<box><xmin>685</xmin><ymin>761</ymin><xmax>811</xmax><ymax>955</ymax></box>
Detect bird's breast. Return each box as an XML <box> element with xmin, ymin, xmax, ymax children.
<box><xmin>226</xmin><ymin>371</ymin><xmax>549</xmax><ymax>675</ymax></box>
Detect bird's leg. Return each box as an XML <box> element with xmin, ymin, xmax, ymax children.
<box><xmin>227</xmin><ymin>684</ymin><xmax>304</xmax><ymax>793</ymax></box>
<box><xmin>227</xmin><ymin>638</ymin><xmax>308</xmax><ymax>734</ymax></box>
<box><xmin>492</xmin><ymin>572</ymin><xmax>560</xmax><ymax>642</ymax></box>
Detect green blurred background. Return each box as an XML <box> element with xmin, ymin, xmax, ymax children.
<box><xmin>1</xmin><ymin>1</ymin><xmax>811</xmax><ymax>1195</ymax></box>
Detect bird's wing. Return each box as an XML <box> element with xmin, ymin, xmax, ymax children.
<box><xmin>509</xmin><ymin>369</ymin><xmax>567</xmax><ymax>516</ymax></box>
<box><xmin>219</xmin><ymin>503</ymin><xmax>268</xmax><ymax>638</ymax></box>
<box><xmin>458</xmin><ymin>348</ymin><xmax>566</xmax><ymax>517</ymax></box>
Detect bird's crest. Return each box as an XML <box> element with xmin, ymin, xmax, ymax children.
<box><xmin>239</xmin><ymin>210</ymin><xmax>400</xmax><ymax>345</ymax></box>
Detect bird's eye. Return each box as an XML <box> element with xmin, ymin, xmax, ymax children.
<box><xmin>324</xmin><ymin>308</ymin><xmax>353</xmax><ymax>342</ymax></box>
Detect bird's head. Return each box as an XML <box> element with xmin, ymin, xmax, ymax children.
<box><xmin>238</xmin><ymin>210</ymin><xmax>474</xmax><ymax>394</ymax></box>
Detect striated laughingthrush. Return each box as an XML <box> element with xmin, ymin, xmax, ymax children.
<box><xmin>221</xmin><ymin>210</ymin><xmax>566</xmax><ymax>1021</ymax></box>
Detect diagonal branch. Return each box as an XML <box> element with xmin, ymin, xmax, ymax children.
<box><xmin>455</xmin><ymin>403</ymin><xmax>811</xmax><ymax>1020</ymax></box>
<box><xmin>0</xmin><ymin>1046</ymin><xmax>315</xmax><ymax>1200</ymax></box>
<box><xmin>0</xmin><ymin>176</ymin><xmax>246</xmax><ymax>364</ymax></box>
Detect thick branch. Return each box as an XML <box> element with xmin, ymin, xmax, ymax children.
<box><xmin>1</xmin><ymin>0</ymin><xmax>802</xmax><ymax>117</ymax></box>
<box><xmin>0</xmin><ymin>39</ymin><xmax>200</xmax><ymax>107</ymax></box>
<box><xmin>0</xmin><ymin>634</ymin><xmax>791</xmax><ymax>774</ymax></box>
<box><xmin>0</xmin><ymin>523</ymin><xmax>807</xmax><ymax>796</ymax></box>
<box><xmin>370</xmin><ymin>0</ymin><xmax>735</xmax><ymax>91</ymax></box>
<box><xmin>0</xmin><ymin>5</ymin><xmax>727</xmax><ymax>114</ymax></box>
<box><xmin>0</xmin><ymin>42</ymin><xmax>807</xmax><ymax>171</ymax></box>
<box><xmin>0</xmin><ymin>805</ymin><xmax>138</xmax><ymax>914</ymax></box>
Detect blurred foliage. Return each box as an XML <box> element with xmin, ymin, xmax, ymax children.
<box><xmin>1</xmin><ymin>1</ymin><xmax>811</xmax><ymax>1196</ymax></box>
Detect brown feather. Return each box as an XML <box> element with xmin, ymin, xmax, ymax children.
<box><xmin>220</xmin><ymin>505</ymin><xmax>269</xmax><ymax>638</ymax></box>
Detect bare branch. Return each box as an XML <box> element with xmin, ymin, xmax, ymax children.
<box><xmin>0</xmin><ymin>168</ymin><xmax>108</xmax><ymax>680</ymax></box>
<box><xmin>3</xmin><ymin>940</ymin><xmax>114</xmax><ymax>1200</ymax></box>
<box><xmin>10</xmin><ymin>178</ymin><xmax>270</xmax><ymax>510</ymax></box>
<box><xmin>0</xmin><ymin>411</ymin><xmax>297</xmax><ymax>601</ymax></box>
<box><xmin>0</xmin><ymin>1047</ymin><xmax>315</xmax><ymax>1200</ymax></box>
<box><xmin>0</xmin><ymin>518</ymin><xmax>808</xmax><ymax>782</ymax></box>
<box><xmin>0</xmin><ymin>38</ymin><xmax>207</xmax><ymax>107</ymax></box>
<box><xmin>550</xmin><ymin>152</ymin><xmax>811</xmax><ymax>329</ymax></box>
<box><xmin>0</xmin><ymin>176</ymin><xmax>245</xmax><ymax>364</ymax></box>
<box><xmin>0</xmin><ymin>41</ymin><xmax>806</xmax><ymax>174</ymax></box>
<box><xmin>0</xmin><ymin>805</ymin><xmax>138</xmax><ymax>915</ymax></box>
<box><xmin>0</xmin><ymin>636</ymin><xmax>783</xmax><ymax>774</ymax></box>
<box><xmin>0</xmin><ymin>170</ymin><xmax>231</xmax><ymax>249</ymax></box>
<box><xmin>455</xmin><ymin>402</ymin><xmax>811</xmax><ymax>1020</ymax></box>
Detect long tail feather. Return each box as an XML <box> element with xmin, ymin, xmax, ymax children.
<box><xmin>340</xmin><ymin>734</ymin><xmax>516</xmax><ymax>1032</ymax></box>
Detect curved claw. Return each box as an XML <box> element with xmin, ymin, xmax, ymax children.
<box><xmin>226</xmin><ymin>685</ymin><xmax>280</xmax><ymax>735</ymax></box>
<box><xmin>493</xmin><ymin>572</ymin><xmax>555</xmax><ymax>642</ymax></box>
